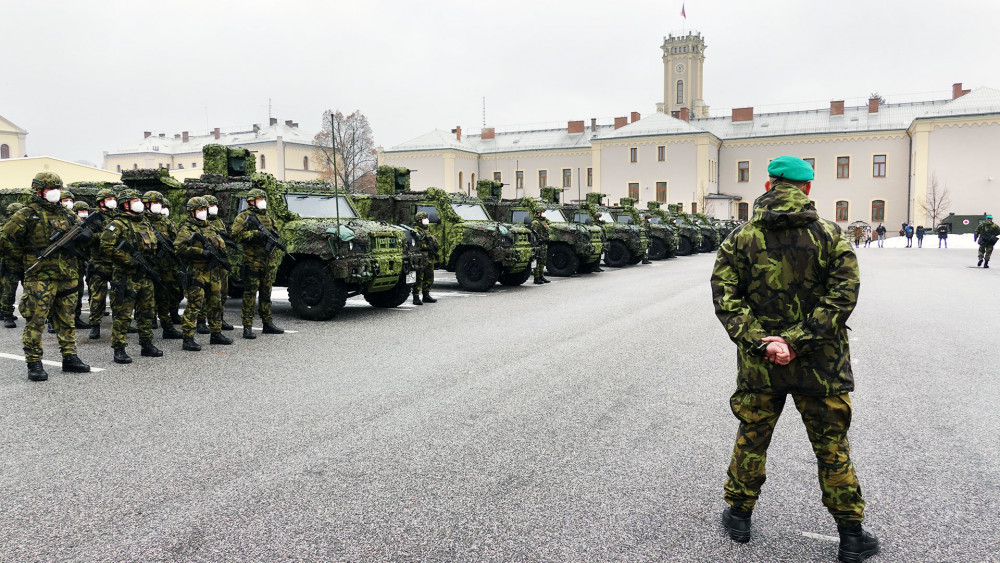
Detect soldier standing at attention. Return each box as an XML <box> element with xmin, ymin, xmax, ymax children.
<box><xmin>101</xmin><ymin>189</ymin><xmax>163</xmax><ymax>364</ymax></box>
<box><xmin>87</xmin><ymin>189</ymin><xmax>117</xmax><ymax>339</ymax></box>
<box><xmin>143</xmin><ymin>191</ymin><xmax>183</xmax><ymax>340</ymax></box>
<box><xmin>159</xmin><ymin>198</ymin><xmax>183</xmax><ymax>324</ymax></box>
<box><xmin>230</xmin><ymin>188</ymin><xmax>284</xmax><ymax>338</ymax></box>
<box><xmin>530</xmin><ymin>207</ymin><xmax>551</xmax><ymax>285</ymax></box>
<box><xmin>410</xmin><ymin>211</ymin><xmax>438</xmax><ymax>305</ymax></box>
<box><xmin>198</xmin><ymin>194</ymin><xmax>234</xmax><ymax>333</ymax></box>
<box><xmin>1</xmin><ymin>202</ymin><xmax>25</xmax><ymax>328</ymax></box>
<box><xmin>0</xmin><ymin>172</ymin><xmax>91</xmax><ymax>381</ymax></box>
<box><xmin>711</xmin><ymin>156</ymin><xmax>878</xmax><ymax>562</ymax></box>
<box><xmin>175</xmin><ymin>197</ymin><xmax>232</xmax><ymax>350</ymax></box>
<box><xmin>973</xmin><ymin>215</ymin><xmax>1000</xmax><ymax>268</ymax></box>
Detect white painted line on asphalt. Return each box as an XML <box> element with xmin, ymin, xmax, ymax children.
<box><xmin>233</xmin><ymin>325</ymin><xmax>299</xmax><ymax>334</ymax></box>
<box><xmin>801</xmin><ymin>531</ymin><xmax>839</xmax><ymax>543</ymax></box>
<box><xmin>0</xmin><ymin>352</ymin><xmax>106</xmax><ymax>372</ymax></box>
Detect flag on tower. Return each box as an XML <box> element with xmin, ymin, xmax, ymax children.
<box><xmin>681</xmin><ymin>3</ymin><xmax>686</xmax><ymax>18</ymax></box>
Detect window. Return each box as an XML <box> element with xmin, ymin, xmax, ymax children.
<box><xmin>516</xmin><ymin>171</ymin><xmax>523</xmax><ymax>190</ymax></box>
<box><xmin>803</xmin><ymin>157</ymin><xmax>815</xmax><ymax>170</ymax></box>
<box><xmin>115</xmin><ymin>164</ymin><xmax>121</xmax><ymax>172</ymax></box>
<box><xmin>192</xmin><ymin>162</ymin><xmax>197</xmax><ymax>168</ymax></box>
<box><xmin>303</xmin><ymin>156</ymin><xmax>309</xmax><ymax>170</ymax></box>
<box><xmin>837</xmin><ymin>156</ymin><xmax>850</xmax><ymax>178</ymax></box>
<box><xmin>676</xmin><ymin>80</ymin><xmax>684</xmax><ymax>104</ymax></box>
<box><xmin>628</xmin><ymin>183</ymin><xmax>639</xmax><ymax>200</ymax></box>
<box><xmin>658</xmin><ymin>146</ymin><xmax>666</xmax><ymax>161</ymax></box>
<box><xmin>873</xmin><ymin>155</ymin><xmax>886</xmax><ymax>178</ymax></box>
<box><xmin>260</xmin><ymin>154</ymin><xmax>266</xmax><ymax>170</ymax></box>
<box><xmin>738</xmin><ymin>161</ymin><xmax>750</xmax><ymax>182</ymax></box>
<box><xmin>0</xmin><ymin>144</ymin><xmax>8</xmax><ymax>159</ymax></box>
<box><xmin>562</xmin><ymin>169</ymin><xmax>571</xmax><ymax>188</ymax></box>
<box><xmin>587</xmin><ymin>168</ymin><xmax>593</xmax><ymax>187</ymax></box>
<box><xmin>133</xmin><ymin>164</ymin><xmax>138</xmax><ymax>170</ymax></box>
<box><xmin>656</xmin><ymin>182</ymin><xmax>667</xmax><ymax>203</ymax></box>
<box><xmin>871</xmin><ymin>200</ymin><xmax>885</xmax><ymax>221</ymax></box>
<box><xmin>836</xmin><ymin>200</ymin><xmax>849</xmax><ymax>221</ymax></box>
<box><xmin>691</xmin><ymin>202</ymin><xmax>697</xmax><ymax>214</ymax></box>
<box><xmin>178</xmin><ymin>163</ymin><xmax>184</xmax><ymax>169</ymax></box>
<box><xmin>630</xmin><ymin>147</ymin><xmax>638</xmax><ymax>163</ymax></box>
<box><xmin>738</xmin><ymin>202</ymin><xmax>749</xmax><ymax>221</ymax></box>
<box><xmin>538</xmin><ymin>170</ymin><xmax>547</xmax><ymax>188</ymax></box>
<box><xmin>494</xmin><ymin>171</ymin><xmax>501</xmax><ymax>182</ymax></box>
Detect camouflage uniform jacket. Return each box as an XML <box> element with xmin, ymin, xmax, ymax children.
<box><xmin>413</xmin><ymin>222</ymin><xmax>440</xmax><ymax>257</ymax></box>
<box><xmin>711</xmin><ymin>183</ymin><xmax>860</xmax><ymax>397</ymax></box>
<box><xmin>101</xmin><ymin>212</ymin><xmax>158</xmax><ymax>278</ymax></box>
<box><xmin>209</xmin><ymin>215</ymin><xmax>229</xmax><ymax>238</ymax></box>
<box><xmin>175</xmin><ymin>216</ymin><xmax>225</xmax><ymax>271</ymax></box>
<box><xmin>1</xmin><ymin>198</ymin><xmax>79</xmax><ymax>281</ymax></box>
<box><xmin>89</xmin><ymin>209</ymin><xmax>115</xmax><ymax>269</ymax></box>
<box><xmin>530</xmin><ymin>216</ymin><xmax>551</xmax><ymax>243</ymax></box>
<box><xmin>148</xmin><ymin>214</ymin><xmax>177</xmax><ymax>246</ymax></box>
<box><xmin>231</xmin><ymin>208</ymin><xmax>276</xmax><ymax>268</ymax></box>
<box><xmin>973</xmin><ymin>220</ymin><xmax>1000</xmax><ymax>244</ymax></box>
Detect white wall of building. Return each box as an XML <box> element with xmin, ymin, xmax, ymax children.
<box><xmin>598</xmin><ymin>136</ymin><xmax>700</xmax><ymax>209</ymax></box>
<box><xmin>924</xmin><ymin>119</ymin><xmax>1000</xmax><ymax>222</ymax></box>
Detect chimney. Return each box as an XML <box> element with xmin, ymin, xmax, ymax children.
<box><xmin>830</xmin><ymin>100</ymin><xmax>845</xmax><ymax>116</ymax></box>
<box><xmin>678</xmin><ymin>107</ymin><xmax>690</xmax><ymax>122</ymax></box>
<box><xmin>213</xmin><ymin>127</ymin><xmax>220</xmax><ymax>140</ymax></box>
<box><xmin>144</xmin><ymin>131</ymin><xmax>151</xmax><ymax>138</ymax></box>
<box><xmin>174</xmin><ymin>134</ymin><xmax>180</xmax><ymax>140</ymax></box>
<box><xmin>292</xmin><ymin>122</ymin><xmax>298</xmax><ymax>128</ymax></box>
<box><xmin>952</xmin><ymin>82</ymin><xmax>971</xmax><ymax>99</ymax></box>
<box><xmin>732</xmin><ymin>107</ymin><xmax>754</xmax><ymax>122</ymax></box>
<box><xmin>614</xmin><ymin>116</ymin><xmax>628</xmax><ymax>129</ymax></box>
<box><xmin>269</xmin><ymin>117</ymin><xmax>278</xmax><ymax>126</ymax></box>
<box><xmin>481</xmin><ymin>127</ymin><xmax>495</xmax><ymax>140</ymax></box>
<box><xmin>630</xmin><ymin>111</ymin><xmax>641</xmax><ymax>123</ymax></box>
<box><xmin>159</xmin><ymin>133</ymin><xmax>165</xmax><ymax>138</ymax></box>
<box><xmin>568</xmin><ymin>120</ymin><xmax>585</xmax><ymax>134</ymax></box>
<box><xmin>454</xmin><ymin>125</ymin><xmax>462</xmax><ymax>141</ymax></box>
<box><xmin>182</xmin><ymin>131</ymin><xmax>189</xmax><ymax>142</ymax></box>
<box><xmin>591</xmin><ymin>118</ymin><xmax>597</xmax><ymax>131</ymax></box>
<box><xmin>285</xmin><ymin>120</ymin><xmax>293</xmax><ymax>127</ymax></box>
<box><xmin>868</xmin><ymin>97</ymin><xmax>879</xmax><ymax>113</ymax></box>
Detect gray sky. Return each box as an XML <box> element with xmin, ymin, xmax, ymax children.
<box><xmin>3</xmin><ymin>0</ymin><xmax>999</xmax><ymax>166</ymax></box>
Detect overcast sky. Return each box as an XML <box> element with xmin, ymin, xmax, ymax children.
<box><xmin>3</xmin><ymin>0</ymin><xmax>999</xmax><ymax>166</ymax></box>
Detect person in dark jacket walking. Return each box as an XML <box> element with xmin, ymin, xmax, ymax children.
<box><xmin>915</xmin><ymin>225</ymin><xmax>925</xmax><ymax>248</ymax></box>
<box><xmin>937</xmin><ymin>224</ymin><xmax>948</xmax><ymax>248</ymax></box>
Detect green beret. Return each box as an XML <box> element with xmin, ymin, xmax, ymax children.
<box><xmin>767</xmin><ymin>156</ymin><xmax>815</xmax><ymax>182</ymax></box>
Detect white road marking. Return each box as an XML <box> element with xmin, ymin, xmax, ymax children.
<box><xmin>0</xmin><ymin>352</ymin><xmax>106</xmax><ymax>372</ymax></box>
<box><xmin>801</xmin><ymin>531</ymin><xmax>839</xmax><ymax>543</ymax></box>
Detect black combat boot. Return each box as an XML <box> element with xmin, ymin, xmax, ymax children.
<box><xmin>985</xmin><ymin>260</ymin><xmax>991</xmax><ymax>269</ymax></box>
<box><xmin>243</xmin><ymin>326</ymin><xmax>256</xmax><ymax>339</ymax></box>
<box><xmin>140</xmin><ymin>341</ymin><xmax>163</xmax><ymax>357</ymax></box>
<box><xmin>221</xmin><ymin>318</ymin><xmax>234</xmax><ymax>331</ymax></box>
<box><xmin>837</xmin><ymin>524</ymin><xmax>879</xmax><ymax>563</ymax></box>
<box><xmin>27</xmin><ymin>361</ymin><xmax>49</xmax><ymax>382</ymax></box>
<box><xmin>541</xmin><ymin>276</ymin><xmax>551</xmax><ymax>283</ymax></box>
<box><xmin>161</xmin><ymin>324</ymin><xmax>183</xmax><ymax>340</ymax></box>
<box><xmin>62</xmin><ymin>354</ymin><xmax>91</xmax><ymax>373</ymax></box>
<box><xmin>721</xmin><ymin>506</ymin><xmax>752</xmax><ymax>543</ymax></box>
<box><xmin>113</xmin><ymin>348</ymin><xmax>132</xmax><ymax>364</ymax></box>
<box><xmin>422</xmin><ymin>293</ymin><xmax>437</xmax><ymax>303</ymax></box>
<box><xmin>210</xmin><ymin>332</ymin><xmax>233</xmax><ymax>345</ymax></box>
<box><xmin>182</xmin><ymin>337</ymin><xmax>202</xmax><ymax>351</ymax></box>
<box><xmin>262</xmin><ymin>321</ymin><xmax>284</xmax><ymax>335</ymax></box>
<box><xmin>196</xmin><ymin>319</ymin><xmax>210</xmax><ymax>334</ymax></box>
<box><xmin>75</xmin><ymin>316</ymin><xmax>90</xmax><ymax>329</ymax></box>
<box><xmin>88</xmin><ymin>325</ymin><xmax>101</xmax><ymax>339</ymax></box>
<box><xmin>4</xmin><ymin>315</ymin><xmax>16</xmax><ymax>329</ymax></box>
<box><xmin>413</xmin><ymin>294</ymin><xmax>423</xmax><ymax>305</ymax></box>
<box><xmin>978</xmin><ymin>258</ymin><xmax>983</xmax><ymax>267</ymax></box>
<box><xmin>534</xmin><ymin>276</ymin><xmax>544</xmax><ymax>285</ymax></box>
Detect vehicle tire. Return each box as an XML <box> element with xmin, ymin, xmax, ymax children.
<box><xmin>454</xmin><ymin>248</ymin><xmax>499</xmax><ymax>291</ymax></box>
<box><xmin>498</xmin><ymin>269</ymin><xmax>532</xmax><ymax>286</ymax></box>
<box><xmin>676</xmin><ymin>236</ymin><xmax>694</xmax><ymax>256</ymax></box>
<box><xmin>699</xmin><ymin>236</ymin><xmax>714</xmax><ymax>253</ymax></box>
<box><xmin>579</xmin><ymin>259</ymin><xmax>601</xmax><ymax>273</ymax></box>
<box><xmin>363</xmin><ymin>275</ymin><xmax>410</xmax><ymax>308</ymax></box>
<box><xmin>648</xmin><ymin>237</ymin><xmax>667</xmax><ymax>260</ymax></box>
<box><xmin>287</xmin><ymin>259</ymin><xmax>347</xmax><ymax>321</ymax></box>
<box><xmin>603</xmin><ymin>240</ymin><xmax>632</xmax><ymax>267</ymax></box>
<box><xmin>545</xmin><ymin>244</ymin><xmax>579</xmax><ymax>277</ymax></box>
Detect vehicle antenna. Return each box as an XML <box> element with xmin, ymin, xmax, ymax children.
<box><xmin>331</xmin><ymin>110</ymin><xmax>342</xmax><ymax>253</ymax></box>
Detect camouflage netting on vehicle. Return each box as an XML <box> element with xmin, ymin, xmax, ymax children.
<box><xmin>62</xmin><ymin>182</ymin><xmax>129</xmax><ymax>208</ymax></box>
<box><xmin>540</xmin><ymin>187</ymin><xmax>562</xmax><ymax>204</ymax></box>
<box><xmin>620</xmin><ymin>197</ymin><xmax>636</xmax><ymax>207</ymax></box>
<box><xmin>475</xmin><ymin>180</ymin><xmax>503</xmax><ymax>201</ymax></box>
<box><xmin>647</xmin><ymin>201</ymin><xmax>662</xmax><ymax>211</ymax></box>
<box><xmin>201</xmin><ymin>144</ymin><xmax>257</xmax><ymax>178</ymax></box>
<box><xmin>585</xmin><ymin>192</ymin><xmax>606</xmax><ymax>206</ymax></box>
<box><xmin>425</xmin><ymin>188</ymin><xmax>465</xmax><ymax>222</ymax></box>
<box><xmin>0</xmin><ymin>187</ymin><xmax>33</xmax><ymax>209</ymax></box>
<box><xmin>202</xmin><ymin>144</ymin><xmax>228</xmax><ymax>176</ymax></box>
<box><xmin>376</xmin><ymin>165</ymin><xmax>410</xmax><ymax>195</ymax></box>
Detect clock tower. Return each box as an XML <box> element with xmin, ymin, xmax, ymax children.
<box><xmin>661</xmin><ymin>32</ymin><xmax>708</xmax><ymax>118</ymax></box>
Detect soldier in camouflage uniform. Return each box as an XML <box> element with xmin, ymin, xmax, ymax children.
<box><xmin>0</xmin><ymin>172</ymin><xmax>91</xmax><ymax>381</ymax></box>
<box><xmin>231</xmin><ymin>188</ymin><xmax>284</xmax><ymax>338</ymax></box>
<box><xmin>71</xmin><ymin>201</ymin><xmax>93</xmax><ymax>330</ymax></box>
<box><xmin>530</xmin><ymin>207</ymin><xmax>551</xmax><ymax>284</ymax></box>
<box><xmin>710</xmin><ymin>156</ymin><xmax>878</xmax><ymax>562</ymax></box>
<box><xmin>86</xmin><ymin>189</ymin><xmax>117</xmax><ymax>339</ymax></box>
<box><xmin>411</xmin><ymin>211</ymin><xmax>438</xmax><ymax>305</ymax></box>
<box><xmin>1</xmin><ymin>202</ymin><xmax>25</xmax><ymax>328</ymax></box>
<box><xmin>101</xmin><ymin>189</ymin><xmax>164</xmax><ymax>364</ymax></box>
<box><xmin>158</xmin><ymin>198</ymin><xmax>183</xmax><ymax>324</ymax></box>
<box><xmin>175</xmin><ymin>196</ymin><xmax>233</xmax><ymax>350</ymax></box>
<box><xmin>143</xmin><ymin>191</ymin><xmax>183</xmax><ymax>339</ymax></box>
<box><xmin>197</xmin><ymin>194</ymin><xmax>234</xmax><ymax>333</ymax></box>
<box><xmin>973</xmin><ymin>215</ymin><xmax>1000</xmax><ymax>268</ymax></box>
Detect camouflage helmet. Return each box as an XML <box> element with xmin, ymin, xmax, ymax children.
<box><xmin>246</xmin><ymin>188</ymin><xmax>267</xmax><ymax>201</ymax></box>
<box><xmin>118</xmin><ymin>189</ymin><xmax>142</xmax><ymax>204</ymax></box>
<box><xmin>203</xmin><ymin>194</ymin><xmax>219</xmax><ymax>206</ymax></box>
<box><xmin>6</xmin><ymin>202</ymin><xmax>24</xmax><ymax>215</ymax></box>
<box><xmin>414</xmin><ymin>211</ymin><xmax>428</xmax><ymax>222</ymax></box>
<box><xmin>186</xmin><ymin>196</ymin><xmax>208</xmax><ymax>211</ymax></box>
<box><xmin>142</xmin><ymin>190</ymin><xmax>165</xmax><ymax>204</ymax></box>
<box><xmin>72</xmin><ymin>201</ymin><xmax>90</xmax><ymax>213</ymax></box>
<box><xmin>60</xmin><ymin>190</ymin><xmax>74</xmax><ymax>202</ymax></box>
<box><xmin>160</xmin><ymin>198</ymin><xmax>171</xmax><ymax>208</ymax></box>
<box><xmin>96</xmin><ymin>188</ymin><xmax>117</xmax><ymax>201</ymax></box>
<box><xmin>31</xmin><ymin>172</ymin><xmax>63</xmax><ymax>191</ymax></box>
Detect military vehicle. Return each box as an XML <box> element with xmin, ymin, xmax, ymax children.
<box><xmin>483</xmin><ymin>186</ymin><xmax>603</xmax><ymax>276</ymax></box>
<box><xmin>563</xmin><ymin>192</ymin><xmax>648</xmax><ymax>268</ymax></box>
<box><xmin>617</xmin><ymin>197</ymin><xmax>676</xmax><ymax>260</ymax></box>
<box><xmin>647</xmin><ymin>201</ymin><xmax>699</xmax><ymax>257</ymax></box>
<box><xmin>355</xmin><ymin>168</ymin><xmax>536</xmax><ymax>291</ymax></box>
<box><xmin>668</xmin><ymin>205</ymin><xmax>705</xmax><ymax>254</ymax></box>
<box><xmin>692</xmin><ymin>212</ymin><xmax>722</xmax><ymax>251</ymax></box>
<box><xmin>118</xmin><ymin>146</ymin><xmax>423</xmax><ymax>321</ymax></box>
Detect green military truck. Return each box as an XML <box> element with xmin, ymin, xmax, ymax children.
<box><xmin>649</xmin><ymin>202</ymin><xmax>698</xmax><ymax>256</ymax></box>
<box><xmin>617</xmin><ymin>197</ymin><xmax>676</xmax><ymax>260</ymax></box>
<box><xmin>119</xmin><ymin>146</ymin><xmax>423</xmax><ymax>321</ymax></box>
<box><xmin>668</xmin><ymin>205</ymin><xmax>705</xmax><ymax>254</ymax></box>
<box><xmin>563</xmin><ymin>192</ymin><xmax>648</xmax><ymax>268</ymax></box>
<box><xmin>692</xmin><ymin>212</ymin><xmax>722</xmax><ymax>252</ymax></box>
<box><xmin>483</xmin><ymin>186</ymin><xmax>603</xmax><ymax>276</ymax></box>
<box><xmin>356</xmin><ymin>168</ymin><xmax>536</xmax><ymax>291</ymax></box>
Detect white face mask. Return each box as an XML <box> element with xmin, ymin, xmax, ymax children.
<box><xmin>150</xmin><ymin>203</ymin><xmax>162</xmax><ymax>214</ymax></box>
<box><xmin>421</xmin><ymin>218</ymin><xmax>429</xmax><ymax>226</ymax></box>
<box><xmin>104</xmin><ymin>199</ymin><xmax>117</xmax><ymax>210</ymax></box>
<box><xmin>161</xmin><ymin>208</ymin><xmax>170</xmax><ymax>217</ymax></box>
<box><xmin>62</xmin><ymin>200</ymin><xmax>74</xmax><ymax>209</ymax></box>
<box><xmin>256</xmin><ymin>200</ymin><xmax>267</xmax><ymax>210</ymax></box>
<box><xmin>130</xmin><ymin>200</ymin><xmax>145</xmax><ymax>213</ymax></box>
<box><xmin>44</xmin><ymin>189</ymin><xmax>61</xmax><ymax>203</ymax></box>
<box><xmin>208</xmin><ymin>205</ymin><xmax>219</xmax><ymax>216</ymax></box>
<box><xmin>78</xmin><ymin>212</ymin><xmax>89</xmax><ymax>219</ymax></box>
<box><xmin>195</xmin><ymin>210</ymin><xmax>208</xmax><ymax>221</ymax></box>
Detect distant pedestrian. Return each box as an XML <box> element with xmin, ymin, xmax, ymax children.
<box><xmin>864</xmin><ymin>230</ymin><xmax>872</xmax><ymax>248</ymax></box>
<box><xmin>875</xmin><ymin>223</ymin><xmax>886</xmax><ymax>248</ymax></box>
<box><xmin>852</xmin><ymin>225</ymin><xmax>862</xmax><ymax>248</ymax></box>
<box><xmin>915</xmin><ymin>225</ymin><xmax>925</xmax><ymax>248</ymax></box>
<box><xmin>937</xmin><ymin>224</ymin><xmax>948</xmax><ymax>248</ymax></box>
<box><xmin>905</xmin><ymin>223</ymin><xmax>914</xmax><ymax>247</ymax></box>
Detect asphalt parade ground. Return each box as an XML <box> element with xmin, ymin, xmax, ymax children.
<box><xmin>1</xmin><ymin>245</ymin><xmax>998</xmax><ymax>562</ymax></box>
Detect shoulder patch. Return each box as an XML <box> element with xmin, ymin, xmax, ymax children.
<box><xmin>107</xmin><ymin>225</ymin><xmax>116</xmax><ymax>231</ymax></box>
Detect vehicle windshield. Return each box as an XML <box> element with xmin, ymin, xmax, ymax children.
<box><xmin>285</xmin><ymin>194</ymin><xmax>358</xmax><ymax>218</ymax></box>
<box><xmin>543</xmin><ymin>209</ymin><xmax>566</xmax><ymax>222</ymax></box>
<box><xmin>599</xmin><ymin>212</ymin><xmax>614</xmax><ymax>222</ymax></box>
<box><xmin>450</xmin><ymin>203</ymin><xmax>490</xmax><ymax>221</ymax></box>
<box><xmin>615</xmin><ymin>214</ymin><xmax>633</xmax><ymax>224</ymax></box>
<box><xmin>649</xmin><ymin>217</ymin><xmax>663</xmax><ymax>224</ymax></box>
<box><xmin>573</xmin><ymin>212</ymin><xmax>592</xmax><ymax>224</ymax></box>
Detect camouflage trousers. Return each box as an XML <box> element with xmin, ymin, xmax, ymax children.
<box><xmin>413</xmin><ymin>260</ymin><xmax>436</xmax><ymax>296</ymax></box>
<box><xmin>20</xmin><ymin>277</ymin><xmax>79</xmax><ymax>362</ymax></box>
<box><xmin>155</xmin><ymin>274</ymin><xmax>182</xmax><ymax>326</ymax></box>
<box><xmin>1</xmin><ymin>268</ymin><xmax>23</xmax><ymax>318</ymax></box>
<box><xmin>183</xmin><ymin>269</ymin><xmax>222</xmax><ymax>338</ymax></box>
<box><xmin>87</xmin><ymin>266</ymin><xmax>111</xmax><ymax>327</ymax></box>
<box><xmin>74</xmin><ymin>271</ymin><xmax>85</xmax><ymax>321</ymax></box>
<box><xmin>724</xmin><ymin>391</ymin><xmax>866</xmax><ymax>526</ymax></box>
<box><xmin>977</xmin><ymin>243</ymin><xmax>995</xmax><ymax>262</ymax></box>
<box><xmin>241</xmin><ymin>266</ymin><xmax>275</xmax><ymax>325</ymax></box>
<box><xmin>109</xmin><ymin>274</ymin><xmax>155</xmax><ymax>349</ymax></box>
<box><xmin>534</xmin><ymin>244</ymin><xmax>548</xmax><ymax>277</ymax></box>
<box><xmin>198</xmin><ymin>268</ymin><xmax>226</xmax><ymax>325</ymax></box>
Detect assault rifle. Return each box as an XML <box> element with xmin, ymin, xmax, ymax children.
<box><xmin>246</xmin><ymin>213</ymin><xmax>294</xmax><ymax>259</ymax></box>
<box><xmin>24</xmin><ymin>211</ymin><xmax>103</xmax><ymax>275</ymax></box>
<box><xmin>193</xmin><ymin>231</ymin><xmax>232</xmax><ymax>272</ymax></box>
<box><xmin>115</xmin><ymin>239</ymin><xmax>162</xmax><ymax>287</ymax></box>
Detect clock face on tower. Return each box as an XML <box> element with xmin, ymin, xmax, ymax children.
<box><xmin>675</xmin><ymin>63</ymin><xmax>685</xmax><ymax>73</ymax></box>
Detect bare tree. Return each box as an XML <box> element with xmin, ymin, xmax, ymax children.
<box><xmin>921</xmin><ymin>173</ymin><xmax>951</xmax><ymax>227</ymax></box>
<box><xmin>870</xmin><ymin>92</ymin><xmax>886</xmax><ymax>106</ymax></box>
<box><xmin>313</xmin><ymin>110</ymin><xmax>377</xmax><ymax>193</ymax></box>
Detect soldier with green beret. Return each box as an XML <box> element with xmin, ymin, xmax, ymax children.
<box><xmin>410</xmin><ymin>211</ymin><xmax>438</xmax><ymax>305</ymax></box>
<box><xmin>175</xmin><ymin>196</ymin><xmax>232</xmax><ymax>350</ymax></box>
<box><xmin>711</xmin><ymin>155</ymin><xmax>879</xmax><ymax>561</ymax></box>
<box><xmin>0</xmin><ymin>172</ymin><xmax>91</xmax><ymax>380</ymax></box>
<box><xmin>1</xmin><ymin>202</ymin><xmax>26</xmax><ymax>328</ymax></box>
<box><xmin>973</xmin><ymin>215</ymin><xmax>1000</xmax><ymax>268</ymax></box>
<box><xmin>86</xmin><ymin>188</ymin><xmax>118</xmax><ymax>339</ymax></box>
<box><xmin>530</xmin><ymin>207</ymin><xmax>551</xmax><ymax>285</ymax></box>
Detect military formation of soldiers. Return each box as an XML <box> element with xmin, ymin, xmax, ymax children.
<box><xmin>0</xmin><ymin>172</ymin><xmax>284</xmax><ymax>381</ymax></box>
